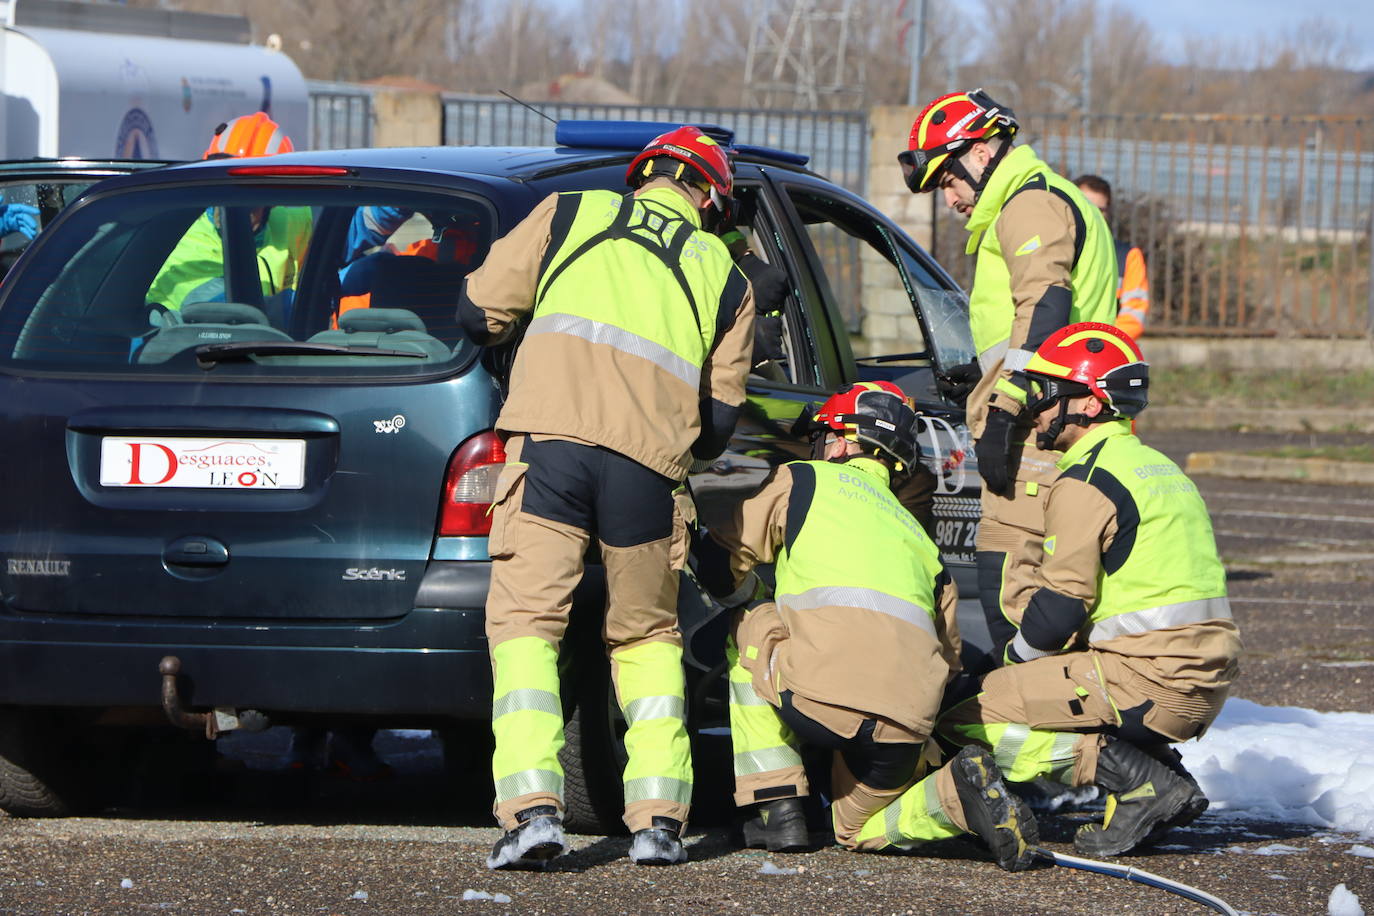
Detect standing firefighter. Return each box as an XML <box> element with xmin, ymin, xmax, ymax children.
<box><xmin>457</xmin><ymin>127</ymin><xmax>755</xmax><ymax>869</ymax></box>
<box><xmin>941</xmin><ymin>323</ymin><xmax>1241</xmax><ymax>856</ymax></box>
<box><xmin>695</xmin><ymin>382</ymin><xmax>1040</xmax><ymax>871</ymax></box>
<box><xmin>899</xmin><ymin>90</ymin><xmax>1118</xmax><ymax>663</ymax></box>
<box><xmin>1074</xmin><ymin>174</ymin><xmax>1151</xmax><ymax>340</ymax></box>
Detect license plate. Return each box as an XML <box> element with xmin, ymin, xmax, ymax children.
<box><xmin>99</xmin><ymin>436</ymin><xmax>307</xmax><ymax>490</ymax></box>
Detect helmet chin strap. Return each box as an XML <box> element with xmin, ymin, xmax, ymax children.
<box><xmin>1036</xmin><ymin>398</ymin><xmax>1110</xmax><ymax>451</ymax></box>
<box><xmin>947</xmin><ymin>137</ymin><xmax>1013</xmax><ymax>204</ymax></box>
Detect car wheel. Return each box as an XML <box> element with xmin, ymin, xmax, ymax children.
<box><xmin>0</xmin><ymin>709</ymin><xmax>104</xmax><ymax>816</ymax></box>
<box><xmin>559</xmin><ymin>636</ymin><xmax>629</xmax><ymax>836</ymax></box>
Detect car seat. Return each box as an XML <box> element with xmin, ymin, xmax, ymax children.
<box><xmin>339</xmin><ymin>252</ymin><xmax>469</xmax><ymax>345</ymax></box>
<box><xmin>307</xmin><ymin>307</ymin><xmax>451</xmax><ymax>361</ymax></box>
<box><xmin>138</xmin><ymin>301</ymin><xmax>292</xmax><ymax>364</ymax></box>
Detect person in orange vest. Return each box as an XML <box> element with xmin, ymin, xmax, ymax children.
<box><xmin>1074</xmin><ymin>175</ymin><xmax>1150</xmax><ymax>339</ymax></box>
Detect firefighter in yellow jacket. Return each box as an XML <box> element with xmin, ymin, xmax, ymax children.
<box><xmin>457</xmin><ymin>127</ymin><xmax>755</xmax><ymax>869</ymax></box>
<box><xmin>900</xmin><ymin>90</ymin><xmax>1119</xmax><ymax>664</ymax></box>
<box><xmin>940</xmin><ymin>323</ymin><xmax>1242</xmax><ymax>856</ymax></box>
<box><xmin>694</xmin><ymin>382</ymin><xmax>1040</xmax><ymax>871</ymax></box>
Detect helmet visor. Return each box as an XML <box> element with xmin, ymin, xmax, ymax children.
<box><xmin>1026</xmin><ymin>374</ymin><xmax>1091</xmax><ymax>416</ymax></box>
<box><xmin>897</xmin><ymin>148</ymin><xmax>933</xmax><ymax>193</ymax></box>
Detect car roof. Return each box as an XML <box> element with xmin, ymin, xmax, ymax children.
<box><xmin>105</xmin><ymin>119</ymin><xmax>821</xmax><ymax>190</ymax></box>
<box><xmin>0</xmin><ymin>157</ymin><xmax>176</xmax><ymax>177</ymax></box>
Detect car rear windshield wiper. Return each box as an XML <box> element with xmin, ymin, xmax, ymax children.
<box><xmin>195</xmin><ymin>341</ymin><xmax>428</xmax><ymax>368</ymax></box>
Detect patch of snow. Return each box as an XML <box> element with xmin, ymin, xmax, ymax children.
<box><xmin>119</xmin><ymin>878</ymin><xmax>133</xmax><ymax>889</ymax></box>
<box><xmin>463</xmin><ymin>890</ymin><xmax>512</xmax><ymax>903</ymax></box>
<box><xmin>758</xmin><ymin>861</ymin><xmax>798</xmax><ymax>875</ymax></box>
<box><xmin>854</xmin><ymin>869</ymin><xmax>872</xmax><ymax>877</ymax></box>
<box><xmin>1348</xmin><ymin>845</ymin><xmax>1374</xmax><ymax>858</ymax></box>
<box><xmin>1269</xmin><ymin>874</ymin><xmax>1289</xmax><ymax>880</ymax></box>
<box><xmin>351</xmin><ymin>890</ymin><xmax>368</xmax><ymax>900</ymax></box>
<box><xmin>1226</xmin><ymin>843</ymin><xmax>1303</xmax><ymax>855</ymax></box>
<box><xmin>1328</xmin><ymin>883</ymin><xmax>1365</xmax><ymax>916</ymax></box>
<box><xmin>1180</xmin><ymin>699</ymin><xmax>1374</xmax><ymax>838</ymax></box>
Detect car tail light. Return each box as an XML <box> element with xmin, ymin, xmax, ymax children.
<box><xmin>438</xmin><ymin>431</ymin><xmax>507</xmax><ymax>536</ymax></box>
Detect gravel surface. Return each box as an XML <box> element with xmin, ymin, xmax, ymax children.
<box><xmin>0</xmin><ymin>428</ymin><xmax>1371</xmax><ymax>915</ymax></box>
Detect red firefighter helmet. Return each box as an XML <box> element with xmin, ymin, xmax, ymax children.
<box><xmin>1024</xmin><ymin>322</ymin><xmax>1149</xmax><ymax>420</ymax></box>
<box><xmin>898</xmin><ymin>88</ymin><xmax>1019</xmax><ymax>193</ymax></box>
<box><xmin>626</xmin><ymin>125</ymin><xmax>733</xmax><ymax>207</ymax></box>
<box><xmin>808</xmin><ymin>381</ymin><xmax>921</xmax><ymax>469</ymax></box>
<box><xmin>204</xmin><ymin>112</ymin><xmax>294</xmax><ymax>160</ymax></box>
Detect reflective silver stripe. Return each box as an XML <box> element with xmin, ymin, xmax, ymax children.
<box><xmin>993</xmin><ymin>724</ymin><xmax>1031</xmax><ymax>771</ymax></box>
<box><xmin>1011</xmin><ymin>631</ymin><xmax>1054</xmax><ymax>663</ymax></box>
<box><xmin>495</xmin><ymin>768</ymin><xmax>563</xmax><ymax>803</ymax></box>
<box><xmin>623</xmin><ymin>695</ymin><xmax>686</xmax><ymax>726</ymax></box>
<box><xmin>526</xmin><ymin>313</ymin><xmax>700</xmax><ymax>388</ymax></box>
<box><xmin>1090</xmin><ymin>596</ymin><xmax>1232</xmax><ymax>642</ymax></box>
<box><xmin>492</xmin><ymin>687</ymin><xmax>562</xmax><ymax>720</ymax></box>
<box><xmin>1119</xmin><ymin>290</ymin><xmax>1149</xmax><ymax>305</ymax></box>
<box><xmin>728</xmin><ymin>678</ymin><xmax>770</xmax><ymax>707</ymax></box>
<box><xmin>924</xmin><ymin>774</ymin><xmax>955</xmax><ymax>828</ymax></box>
<box><xmin>1045</xmin><ymin>732</ymin><xmax>1081</xmax><ymax>784</ymax></box>
<box><xmin>1002</xmin><ymin>347</ymin><xmax>1035</xmax><ymax>372</ymax></box>
<box><xmin>779</xmin><ymin>586</ymin><xmax>936</xmax><ymax>639</ymax></box>
<box><xmin>978</xmin><ymin>339</ymin><xmax>1009</xmax><ymax>374</ymax></box>
<box><xmin>624</xmin><ymin>775</ymin><xmax>692</xmax><ymax>805</ymax></box>
<box><xmin>734</xmin><ymin>746</ymin><xmax>802</xmax><ymax>776</ymax></box>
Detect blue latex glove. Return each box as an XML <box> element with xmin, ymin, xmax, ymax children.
<box><xmin>344</xmin><ymin>206</ymin><xmax>413</xmax><ymax>262</ymax></box>
<box><xmin>0</xmin><ymin>203</ymin><xmax>40</xmax><ymax>241</ymax></box>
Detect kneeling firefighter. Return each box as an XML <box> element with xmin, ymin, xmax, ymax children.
<box><xmin>694</xmin><ymin>382</ymin><xmax>1040</xmax><ymax>871</ymax></box>
<box><xmin>940</xmin><ymin>322</ymin><xmax>1242</xmax><ymax>856</ymax></box>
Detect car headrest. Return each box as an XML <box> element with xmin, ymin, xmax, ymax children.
<box><xmin>339</xmin><ymin>308</ymin><xmax>428</xmax><ymax>333</ymax></box>
<box><xmin>180</xmin><ymin>302</ymin><xmax>273</xmax><ymax>326</ymax></box>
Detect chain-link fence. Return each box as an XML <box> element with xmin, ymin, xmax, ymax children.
<box><xmin>931</xmin><ymin>114</ymin><xmax>1374</xmax><ymax>337</ymax></box>
<box><xmin>439</xmin><ymin>96</ymin><xmax>868</xmax><ymax>195</ymax></box>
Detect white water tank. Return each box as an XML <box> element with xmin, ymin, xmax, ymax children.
<box><xmin>2</xmin><ymin>0</ymin><xmax>308</xmax><ymax>160</ymax></box>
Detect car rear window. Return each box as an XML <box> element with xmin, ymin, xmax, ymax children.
<box><xmin>0</xmin><ymin>182</ymin><xmax>495</xmax><ymax>377</ymax></box>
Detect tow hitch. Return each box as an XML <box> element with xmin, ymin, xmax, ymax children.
<box><xmin>158</xmin><ymin>655</ymin><xmax>270</xmax><ymax>739</ymax></box>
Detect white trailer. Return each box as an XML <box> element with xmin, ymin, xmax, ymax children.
<box><xmin>0</xmin><ymin>0</ymin><xmax>308</xmax><ymax>160</ymax></box>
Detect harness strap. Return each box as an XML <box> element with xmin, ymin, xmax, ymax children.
<box><xmin>536</xmin><ymin>193</ymin><xmax>702</xmax><ymax>328</ymax></box>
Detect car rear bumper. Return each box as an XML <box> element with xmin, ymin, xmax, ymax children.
<box><xmin>0</xmin><ymin>562</ymin><xmax>494</xmax><ymax>718</ymax></box>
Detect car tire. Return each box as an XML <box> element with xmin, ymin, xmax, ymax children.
<box><xmin>0</xmin><ymin>709</ymin><xmax>101</xmax><ymax>817</ymax></box>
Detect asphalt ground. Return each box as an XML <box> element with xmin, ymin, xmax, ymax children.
<box><xmin>1</xmin><ymin>428</ymin><xmax>1372</xmax><ymax>915</ymax></box>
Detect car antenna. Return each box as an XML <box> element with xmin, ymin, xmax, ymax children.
<box><xmin>499</xmin><ymin>90</ymin><xmax>557</xmax><ymax>125</ymax></box>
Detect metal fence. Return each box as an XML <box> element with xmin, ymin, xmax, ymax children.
<box><xmin>307</xmin><ymin>81</ymin><xmax>373</xmax><ymax>151</ymax></box>
<box><xmin>440</xmin><ymin>96</ymin><xmax>868</xmax><ymax>195</ymax></box>
<box><xmin>932</xmin><ymin>114</ymin><xmax>1374</xmax><ymax>337</ymax></box>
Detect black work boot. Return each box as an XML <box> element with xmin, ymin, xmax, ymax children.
<box><xmin>1075</xmin><ymin>739</ymin><xmax>1205</xmax><ymax>857</ymax></box>
<box><xmin>629</xmin><ymin>816</ymin><xmax>688</xmax><ymax>865</ymax></box>
<box><xmin>486</xmin><ymin>805</ymin><xmax>567</xmax><ymax>870</ymax></box>
<box><xmin>950</xmin><ymin>745</ymin><xmax>1040</xmax><ymax>872</ymax></box>
<box><xmin>741</xmin><ymin>797</ymin><xmax>810</xmax><ymax>852</ymax></box>
<box><xmin>1139</xmin><ymin>744</ymin><xmax>1209</xmax><ymax>845</ymax></box>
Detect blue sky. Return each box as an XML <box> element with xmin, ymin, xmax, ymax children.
<box><xmin>1137</xmin><ymin>0</ymin><xmax>1374</xmax><ymax>68</ymax></box>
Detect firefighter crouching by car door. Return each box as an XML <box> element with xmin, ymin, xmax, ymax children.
<box><xmin>940</xmin><ymin>323</ymin><xmax>1241</xmax><ymax>857</ymax></box>
<box><xmin>455</xmin><ymin>126</ymin><xmax>755</xmax><ymax>870</ymax></box>
<box><xmin>693</xmin><ymin>382</ymin><xmax>1040</xmax><ymax>871</ymax></box>
<box><xmin>900</xmin><ymin>90</ymin><xmax>1119</xmax><ymax>666</ymax></box>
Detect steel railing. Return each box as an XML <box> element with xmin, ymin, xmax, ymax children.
<box><xmin>932</xmin><ymin>113</ymin><xmax>1374</xmax><ymax>337</ymax></box>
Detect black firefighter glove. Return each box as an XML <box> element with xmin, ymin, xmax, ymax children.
<box><xmin>975</xmin><ymin>406</ymin><xmax>1018</xmax><ymax>497</ymax></box>
<box><xmin>936</xmin><ymin>361</ymin><xmax>982</xmax><ymax>406</ymax></box>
